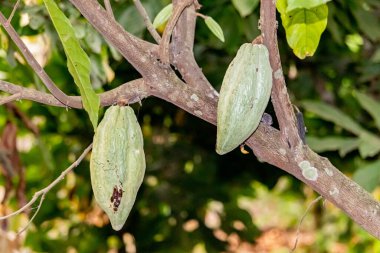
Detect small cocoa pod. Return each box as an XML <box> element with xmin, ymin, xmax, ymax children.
<box><xmin>216</xmin><ymin>43</ymin><xmax>272</xmax><ymax>155</ymax></box>
<box><xmin>90</xmin><ymin>105</ymin><xmax>146</xmax><ymax>231</ymax></box>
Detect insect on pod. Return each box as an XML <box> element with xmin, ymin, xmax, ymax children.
<box><xmin>216</xmin><ymin>43</ymin><xmax>273</xmax><ymax>155</ymax></box>
<box><xmin>90</xmin><ymin>105</ymin><xmax>146</xmax><ymax>231</ymax></box>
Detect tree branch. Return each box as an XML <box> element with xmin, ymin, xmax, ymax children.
<box><xmin>7</xmin><ymin>0</ymin><xmax>20</xmax><ymax>23</ymax></box>
<box><xmin>133</xmin><ymin>0</ymin><xmax>161</xmax><ymax>43</ymax></box>
<box><xmin>0</xmin><ymin>93</ymin><xmax>21</xmax><ymax>106</ymax></box>
<box><xmin>104</xmin><ymin>0</ymin><xmax>115</xmax><ymax>20</ymax></box>
<box><xmin>170</xmin><ymin>0</ymin><xmax>217</xmax><ymax>100</ymax></box>
<box><xmin>0</xmin><ymin>79</ymin><xmax>148</xmax><ymax>108</ymax></box>
<box><xmin>3</xmin><ymin>0</ymin><xmax>378</xmax><ymax>239</ymax></box>
<box><xmin>259</xmin><ymin>0</ymin><xmax>301</xmax><ymax>150</ymax></box>
<box><xmin>0</xmin><ymin>11</ymin><xmax>80</xmax><ymax>108</ymax></box>
<box><xmin>0</xmin><ymin>143</ymin><xmax>92</xmax><ymax>221</ymax></box>
<box><xmin>257</xmin><ymin>0</ymin><xmax>380</xmax><ymax>239</ymax></box>
<box><xmin>69</xmin><ymin>0</ymin><xmax>158</xmax><ymax>78</ymax></box>
<box><xmin>158</xmin><ymin>0</ymin><xmax>193</xmax><ymax>65</ymax></box>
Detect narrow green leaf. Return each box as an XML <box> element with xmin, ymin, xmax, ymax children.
<box><xmin>44</xmin><ymin>0</ymin><xmax>99</xmax><ymax>131</ymax></box>
<box><xmin>358</xmin><ymin>132</ymin><xmax>380</xmax><ymax>158</ymax></box>
<box><xmin>306</xmin><ymin>136</ymin><xmax>359</xmax><ymax>157</ymax></box>
<box><xmin>302</xmin><ymin>101</ymin><xmax>364</xmax><ymax>135</ymax></box>
<box><xmin>287</xmin><ymin>0</ymin><xmax>332</xmax><ymax>12</ymax></box>
<box><xmin>352</xmin><ymin>9</ymin><xmax>380</xmax><ymax>42</ymax></box>
<box><xmin>231</xmin><ymin>0</ymin><xmax>259</xmax><ymax>17</ymax></box>
<box><xmin>152</xmin><ymin>3</ymin><xmax>173</xmax><ymax>29</ymax></box>
<box><xmin>353</xmin><ymin>160</ymin><xmax>380</xmax><ymax>192</ymax></box>
<box><xmin>355</xmin><ymin>91</ymin><xmax>380</xmax><ymax>131</ymax></box>
<box><xmin>277</xmin><ymin>0</ymin><xmax>328</xmax><ymax>59</ymax></box>
<box><xmin>204</xmin><ymin>16</ymin><xmax>225</xmax><ymax>43</ymax></box>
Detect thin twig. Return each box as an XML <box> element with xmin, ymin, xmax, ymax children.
<box><xmin>17</xmin><ymin>194</ymin><xmax>45</xmax><ymax>235</ymax></box>
<box><xmin>104</xmin><ymin>0</ymin><xmax>115</xmax><ymax>20</ymax></box>
<box><xmin>0</xmin><ymin>79</ymin><xmax>148</xmax><ymax>108</ymax></box>
<box><xmin>7</xmin><ymin>0</ymin><xmax>21</xmax><ymax>23</ymax></box>
<box><xmin>291</xmin><ymin>196</ymin><xmax>323</xmax><ymax>252</ymax></box>
<box><xmin>195</xmin><ymin>12</ymin><xmax>207</xmax><ymax>19</ymax></box>
<box><xmin>0</xmin><ymin>11</ymin><xmax>79</xmax><ymax>108</ymax></box>
<box><xmin>0</xmin><ymin>93</ymin><xmax>21</xmax><ymax>106</ymax></box>
<box><xmin>133</xmin><ymin>0</ymin><xmax>161</xmax><ymax>43</ymax></box>
<box><xmin>0</xmin><ymin>143</ymin><xmax>92</xmax><ymax>221</ymax></box>
<box><xmin>159</xmin><ymin>0</ymin><xmax>194</xmax><ymax>65</ymax></box>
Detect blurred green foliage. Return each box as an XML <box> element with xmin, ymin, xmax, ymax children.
<box><xmin>1</xmin><ymin>0</ymin><xmax>380</xmax><ymax>252</ymax></box>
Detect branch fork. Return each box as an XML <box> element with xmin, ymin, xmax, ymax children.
<box><xmin>0</xmin><ymin>0</ymin><xmax>379</xmax><ymax>239</ymax></box>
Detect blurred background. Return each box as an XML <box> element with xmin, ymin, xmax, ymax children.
<box><xmin>1</xmin><ymin>0</ymin><xmax>380</xmax><ymax>252</ymax></box>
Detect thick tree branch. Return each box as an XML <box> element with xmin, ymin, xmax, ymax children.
<box><xmin>258</xmin><ymin>0</ymin><xmax>380</xmax><ymax>239</ymax></box>
<box><xmin>259</xmin><ymin>0</ymin><xmax>301</xmax><ymax>150</ymax></box>
<box><xmin>2</xmin><ymin>0</ymin><xmax>377</xmax><ymax>239</ymax></box>
<box><xmin>0</xmin><ymin>11</ymin><xmax>80</xmax><ymax>108</ymax></box>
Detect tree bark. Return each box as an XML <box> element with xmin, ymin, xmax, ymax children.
<box><xmin>1</xmin><ymin>0</ymin><xmax>379</xmax><ymax>239</ymax></box>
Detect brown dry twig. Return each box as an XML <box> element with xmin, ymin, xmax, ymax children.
<box><xmin>104</xmin><ymin>0</ymin><xmax>115</xmax><ymax>20</ymax></box>
<box><xmin>0</xmin><ymin>93</ymin><xmax>21</xmax><ymax>106</ymax></box>
<box><xmin>159</xmin><ymin>0</ymin><xmax>194</xmax><ymax>65</ymax></box>
<box><xmin>7</xmin><ymin>0</ymin><xmax>20</xmax><ymax>23</ymax></box>
<box><xmin>291</xmin><ymin>196</ymin><xmax>323</xmax><ymax>252</ymax></box>
<box><xmin>0</xmin><ymin>11</ymin><xmax>79</xmax><ymax>108</ymax></box>
<box><xmin>133</xmin><ymin>0</ymin><xmax>161</xmax><ymax>43</ymax></box>
<box><xmin>0</xmin><ymin>143</ymin><xmax>92</xmax><ymax>222</ymax></box>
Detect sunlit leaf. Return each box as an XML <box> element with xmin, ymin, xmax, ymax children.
<box><xmin>302</xmin><ymin>101</ymin><xmax>364</xmax><ymax>135</ymax></box>
<box><xmin>204</xmin><ymin>16</ymin><xmax>225</xmax><ymax>43</ymax></box>
<box><xmin>355</xmin><ymin>91</ymin><xmax>380</xmax><ymax>131</ymax></box>
<box><xmin>152</xmin><ymin>3</ymin><xmax>172</xmax><ymax>29</ymax></box>
<box><xmin>277</xmin><ymin>0</ymin><xmax>328</xmax><ymax>59</ymax></box>
<box><xmin>353</xmin><ymin>160</ymin><xmax>380</xmax><ymax>192</ymax></box>
<box><xmin>231</xmin><ymin>0</ymin><xmax>259</xmax><ymax>17</ymax></box>
<box><xmin>44</xmin><ymin>0</ymin><xmax>99</xmax><ymax>131</ymax></box>
<box><xmin>287</xmin><ymin>0</ymin><xmax>332</xmax><ymax>12</ymax></box>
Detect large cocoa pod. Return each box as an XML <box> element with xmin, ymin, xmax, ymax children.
<box><xmin>216</xmin><ymin>43</ymin><xmax>273</xmax><ymax>155</ymax></box>
<box><xmin>90</xmin><ymin>105</ymin><xmax>146</xmax><ymax>231</ymax></box>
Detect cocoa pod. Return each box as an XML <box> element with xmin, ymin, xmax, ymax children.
<box><xmin>216</xmin><ymin>43</ymin><xmax>273</xmax><ymax>155</ymax></box>
<box><xmin>90</xmin><ymin>105</ymin><xmax>146</xmax><ymax>231</ymax></box>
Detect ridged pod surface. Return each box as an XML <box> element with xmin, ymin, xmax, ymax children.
<box><xmin>216</xmin><ymin>43</ymin><xmax>273</xmax><ymax>155</ymax></box>
<box><xmin>90</xmin><ymin>105</ymin><xmax>145</xmax><ymax>231</ymax></box>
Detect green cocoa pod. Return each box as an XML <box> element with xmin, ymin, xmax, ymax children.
<box><xmin>90</xmin><ymin>105</ymin><xmax>146</xmax><ymax>231</ymax></box>
<box><xmin>216</xmin><ymin>43</ymin><xmax>273</xmax><ymax>155</ymax></box>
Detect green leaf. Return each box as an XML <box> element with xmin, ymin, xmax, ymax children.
<box><xmin>152</xmin><ymin>3</ymin><xmax>172</xmax><ymax>29</ymax></box>
<box><xmin>287</xmin><ymin>0</ymin><xmax>332</xmax><ymax>12</ymax></box>
<box><xmin>44</xmin><ymin>0</ymin><xmax>99</xmax><ymax>131</ymax></box>
<box><xmin>352</xmin><ymin>9</ymin><xmax>380</xmax><ymax>42</ymax></box>
<box><xmin>231</xmin><ymin>0</ymin><xmax>259</xmax><ymax>17</ymax></box>
<box><xmin>353</xmin><ymin>160</ymin><xmax>380</xmax><ymax>192</ymax></box>
<box><xmin>277</xmin><ymin>0</ymin><xmax>328</xmax><ymax>59</ymax></box>
<box><xmin>355</xmin><ymin>91</ymin><xmax>380</xmax><ymax>131</ymax></box>
<box><xmin>306</xmin><ymin>136</ymin><xmax>359</xmax><ymax>157</ymax></box>
<box><xmin>204</xmin><ymin>16</ymin><xmax>225</xmax><ymax>43</ymax></box>
<box><xmin>302</xmin><ymin>101</ymin><xmax>364</xmax><ymax>135</ymax></box>
<box><xmin>358</xmin><ymin>132</ymin><xmax>380</xmax><ymax>158</ymax></box>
